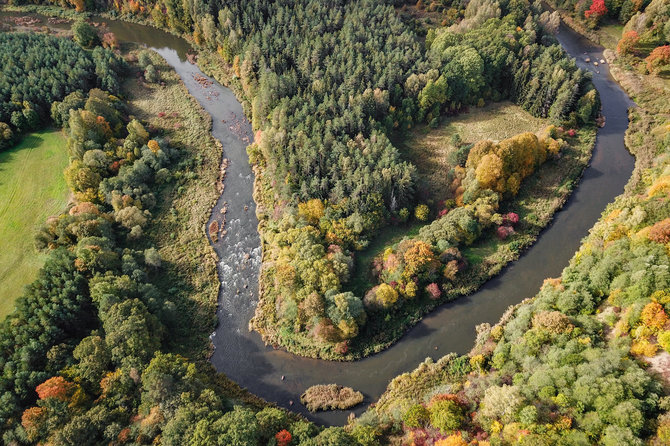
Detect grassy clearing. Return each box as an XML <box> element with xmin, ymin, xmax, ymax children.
<box><xmin>395</xmin><ymin>101</ymin><xmax>548</xmax><ymax>200</ymax></box>
<box><xmin>0</xmin><ymin>130</ymin><xmax>69</xmax><ymax>318</ymax></box>
<box><xmin>598</xmin><ymin>21</ymin><xmax>624</xmax><ymax>50</ymax></box>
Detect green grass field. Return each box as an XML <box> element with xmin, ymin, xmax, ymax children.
<box><xmin>0</xmin><ymin>130</ymin><xmax>69</xmax><ymax>318</ymax></box>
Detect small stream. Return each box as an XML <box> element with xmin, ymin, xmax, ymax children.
<box><xmin>0</xmin><ymin>11</ymin><xmax>635</xmax><ymax>426</ymax></box>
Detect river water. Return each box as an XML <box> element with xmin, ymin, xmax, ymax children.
<box><xmin>1</xmin><ymin>10</ymin><xmax>635</xmax><ymax>425</ymax></box>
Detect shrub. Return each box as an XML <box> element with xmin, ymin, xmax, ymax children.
<box><xmin>371</xmin><ymin>283</ymin><xmax>399</xmax><ymax>308</ymax></box>
<box><xmin>617</xmin><ymin>31</ymin><xmax>639</xmax><ymax>55</ymax></box>
<box><xmin>640</xmin><ymin>302</ymin><xmax>668</xmax><ymax>332</ymax></box>
<box><xmin>275</xmin><ymin>429</ymin><xmax>292</xmax><ymax>446</ymax></box>
<box><xmin>518</xmin><ymin>405</ymin><xmax>538</xmax><ymax>426</ymax></box>
<box><xmin>300</xmin><ymin>384</ymin><xmax>364</xmax><ymax>412</ymax></box>
<box><xmin>403</xmin><ymin>404</ymin><xmax>430</xmax><ymax>428</ymax></box>
<box><xmin>72</xmin><ymin>20</ymin><xmax>99</xmax><ymax>48</ymax></box>
<box><xmin>584</xmin><ymin>0</ymin><xmax>607</xmax><ymax>21</ymax></box>
<box><xmin>145</xmin><ymin>65</ymin><xmax>159</xmax><ymax>83</ymax></box>
<box><xmin>645</xmin><ymin>46</ymin><xmax>670</xmax><ymax>74</ymax></box>
<box><xmin>415</xmin><ymin>204</ymin><xmax>430</xmax><ymax>221</ymax></box>
<box><xmin>630</xmin><ymin>338</ymin><xmax>658</xmax><ymax>357</ymax></box>
<box><xmin>36</xmin><ymin>376</ymin><xmax>75</xmax><ymax>401</ymax></box>
<box><xmin>480</xmin><ymin>385</ymin><xmax>524</xmax><ymax>423</ymax></box>
<box><xmin>428</xmin><ymin>399</ymin><xmax>465</xmax><ymax>434</ymax></box>
<box><xmin>21</xmin><ymin>407</ymin><xmax>46</xmax><ymax>442</ymax></box>
<box><xmin>497</xmin><ymin>225</ymin><xmax>515</xmax><ymax>240</ymax></box>
<box><xmin>658</xmin><ymin>331</ymin><xmax>670</xmax><ymax>352</ymax></box>
<box><xmin>648</xmin><ymin>218</ymin><xmax>670</xmax><ymax>244</ymax></box>
<box><xmin>532</xmin><ymin>311</ymin><xmax>573</xmax><ymax>334</ymax></box>
<box><xmin>502</xmin><ymin>212</ymin><xmax>519</xmax><ymax>226</ymax></box>
<box><xmin>426</xmin><ymin>282</ymin><xmax>442</xmax><ymax>300</ymax></box>
<box><xmin>435</xmin><ymin>433</ymin><xmax>468</xmax><ymax>446</ymax></box>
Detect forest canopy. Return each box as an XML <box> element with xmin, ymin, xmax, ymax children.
<box><xmin>0</xmin><ymin>32</ymin><xmax>124</xmax><ymax>150</ymax></box>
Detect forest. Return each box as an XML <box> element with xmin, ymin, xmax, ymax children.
<box><xmin>0</xmin><ymin>31</ymin><xmax>123</xmax><ymax>149</ymax></box>
<box><xmin>1</xmin><ymin>1</ymin><xmax>601</xmax><ymax>361</ymax></box>
<box><xmin>356</xmin><ymin>38</ymin><xmax>670</xmax><ymax>443</ymax></box>
<box><xmin>0</xmin><ymin>0</ymin><xmax>668</xmax><ymax>443</ymax></box>
<box><xmin>0</xmin><ymin>26</ymin><xmax>365</xmax><ymax>444</ymax></box>
<box><xmin>90</xmin><ymin>0</ymin><xmax>601</xmax><ymax>358</ymax></box>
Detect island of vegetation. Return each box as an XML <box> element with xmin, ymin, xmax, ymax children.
<box><xmin>300</xmin><ymin>384</ymin><xmax>365</xmax><ymax>413</ymax></box>
<box><xmin>0</xmin><ymin>0</ymin><xmax>668</xmax><ymax>444</ymax></box>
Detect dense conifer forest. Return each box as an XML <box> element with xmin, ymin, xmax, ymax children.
<box><xmin>0</xmin><ymin>32</ymin><xmax>123</xmax><ymax>149</ymax></box>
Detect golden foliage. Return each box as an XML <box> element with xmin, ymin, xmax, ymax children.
<box><xmin>434</xmin><ymin>433</ymin><xmax>468</xmax><ymax>446</ymax></box>
<box><xmin>147</xmin><ymin>139</ymin><xmax>160</xmax><ymax>153</ymax></box>
<box><xmin>640</xmin><ymin>301</ymin><xmax>668</xmax><ymax>332</ymax></box>
<box><xmin>630</xmin><ymin>338</ymin><xmax>658</xmax><ymax>357</ymax></box>
<box><xmin>298</xmin><ymin>198</ymin><xmax>325</xmax><ymax>225</ymax></box>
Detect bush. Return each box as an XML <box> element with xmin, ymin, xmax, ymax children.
<box><xmin>617</xmin><ymin>31</ymin><xmax>639</xmax><ymax>55</ymax></box>
<box><xmin>532</xmin><ymin>311</ymin><xmax>573</xmax><ymax>334</ymax></box>
<box><xmin>72</xmin><ymin>20</ymin><xmax>99</xmax><ymax>48</ymax></box>
<box><xmin>403</xmin><ymin>404</ymin><xmax>430</xmax><ymax>428</ymax></box>
<box><xmin>480</xmin><ymin>385</ymin><xmax>524</xmax><ymax>423</ymax></box>
<box><xmin>658</xmin><ymin>331</ymin><xmax>670</xmax><ymax>352</ymax></box>
<box><xmin>428</xmin><ymin>399</ymin><xmax>465</xmax><ymax>434</ymax></box>
<box><xmin>648</xmin><ymin>218</ymin><xmax>670</xmax><ymax>244</ymax></box>
<box><xmin>640</xmin><ymin>302</ymin><xmax>668</xmax><ymax>332</ymax></box>
<box><xmin>426</xmin><ymin>282</ymin><xmax>441</xmax><ymax>300</ymax></box>
<box><xmin>435</xmin><ymin>433</ymin><xmax>468</xmax><ymax>446</ymax></box>
<box><xmin>300</xmin><ymin>384</ymin><xmax>364</xmax><ymax>412</ymax></box>
<box><xmin>517</xmin><ymin>405</ymin><xmax>538</xmax><ymax>426</ymax></box>
<box><xmin>645</xmin><ymin>46</ymin><xmax>670</xmax><ymax>74</ymax></box>
<box><xmin>415</xmin><ymin>204</ymin><xmax>430</xmax><ymax>221</ymax></box>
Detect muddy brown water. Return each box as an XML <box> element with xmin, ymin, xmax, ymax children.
<box><xmin>1</xmin><ymin>11</ymin><xmax>635</xmax><ymax>426</ymax></box>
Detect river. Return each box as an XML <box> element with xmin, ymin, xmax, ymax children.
<box><xmin>0</xmin><ymin>10</ymin><xmax>635</xmax><ymax>426</ymax></box>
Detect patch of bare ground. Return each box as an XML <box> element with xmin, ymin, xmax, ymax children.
<box><xmin>647</xmin><ymin>351</ymin><xmax>670</xmax><ymax>389</ymax></box>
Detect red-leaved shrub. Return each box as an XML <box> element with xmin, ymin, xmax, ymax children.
<box><xmin>276</xmin><ymin>429</ymin><xmax>292</xmax><ymax>446</ymax></box>
<box><xmin>649</xmin><ymin>218</ymin><xmax>670</xmax><ymax>244</ymax></box>
<box><xmin>584</xmin><ymin>0</ymin><xmax>607</xmax><ymax>20</ymax></box>
<box><xmin>426</xmin><ymin>282</ymin><xmax>441</xmax><ymax>300</ymax></box>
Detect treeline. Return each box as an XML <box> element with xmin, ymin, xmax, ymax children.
<box><xmin>0</xmin><ymin>32</ymin><xmax>124</xmax><ymax>150</ymax></box>
<box><xmin>71</xmin><ymin>0</ymin><xmax>601</xmax><ymax>357</ymax></box>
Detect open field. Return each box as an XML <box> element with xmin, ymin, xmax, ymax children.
<box><xmin>396</xmin><ymin>101</ymin><xmax>548</xmax><ymax>200</ymax></box>
<box><xmin>0</xmin><ymin>130</ymin><xmax>69</xmax><ymax>318</ymax></box>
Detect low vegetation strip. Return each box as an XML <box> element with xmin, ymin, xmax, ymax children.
<box><xmin>300</xmin><ymin>384</ymin><xmax>365</xmax><ymax>412</ymax></box>
<box><xmin>0</xmin><ymin>129</ymin><xmax>68</xmax><ymax>318</ymax></box>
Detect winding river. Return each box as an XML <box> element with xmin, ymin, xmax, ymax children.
<box><xmin>1</xmin><ymin>10</ymin><xmax>636</xmax><ymax>425</ymax></box>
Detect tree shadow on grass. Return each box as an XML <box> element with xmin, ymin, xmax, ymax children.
<box><xmin>0</xmin><ymin>133</ymin><xmax>46</xmax><ymax>189</ymax></box>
